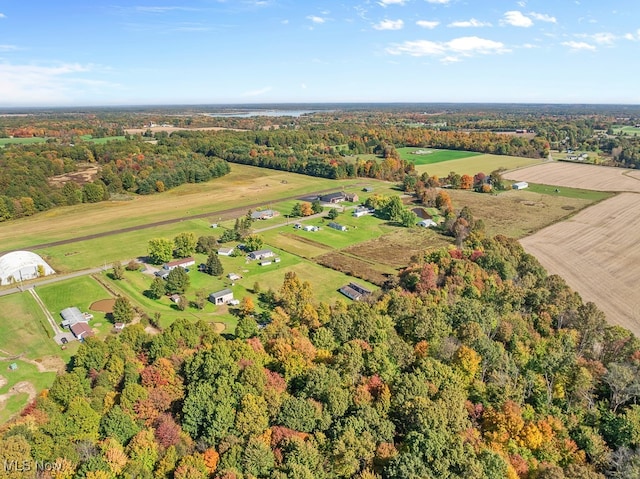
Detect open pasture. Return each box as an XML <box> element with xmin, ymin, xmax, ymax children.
<box><xmin>520</xmin><ymin>193</ymin><xmax>640</xmax><ymax>337</ymax></box>
<box><xmin>504</xmin><ymin>162</ymin><xmax>640</xmax><ymax>192</ymax></box>
<box><xmin>0</xmin><ymin>164</ymin><xmax>359</xmax><ymax>254</ymax></box>
<box><xmin>612</xmin><ymin>125</ymin><xmax>640</xmax><ymax>135</ymax></box>
<box><xmin>446</xmin><ymin>188</ymin><xmax>601</xmax><ymax>238</ymax></box>
<box><xmin>415</xmin><ymin>153</ymin><xmax>543</xmax><ymax>177</ymax></box>
<box><xmin>0</xmin><ymin>137</ymin><xmax>48</xmax><ymax>146</ymax></box>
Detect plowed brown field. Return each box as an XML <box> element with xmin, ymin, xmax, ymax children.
<box><xmin>520</xmin><ymin>192</ymin><xmax>640</xmax><ymax>336</ymax></box>
<box><xmin>504</xmin><ymin>162</ymin><xmax>640</xmax><ymax>192</ymax></box>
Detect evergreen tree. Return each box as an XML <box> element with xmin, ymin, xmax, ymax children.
<box><xmin>206</xmin><ymin>253</ymin><xmax>223</xmax><ymax>276</ymax></box>
<box><xmin>112</xmin><ymin>296</ymin><xmax>134</xmax><ymax>324</ymax></box>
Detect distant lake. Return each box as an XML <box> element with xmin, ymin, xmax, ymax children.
<box><xmin>204</xmin><ymin>109</ymin><xmax>319</xmax><ymax>118</ymax></box>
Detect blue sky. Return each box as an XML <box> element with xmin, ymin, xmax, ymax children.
<box><xmin>0</xmin><ymin>0</ymin><xmax>638</xmax><ymax>106</ymax></box>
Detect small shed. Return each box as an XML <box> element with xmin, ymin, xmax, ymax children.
<box><xmin>218</xmin><ymin>247</ymin><xmax>234</xmax><ymax>256</ymax></box>
<box><xmin>227</xmin><ymin>273</ymin><xmax>242</xmax><ymax>281</ymax></box>
<box><xmin>8</xmin><ymin>362</ymin><xmax>18</xmax><ymax>371</ymax></box>
<box><xmin>328</xmin><ymin>222</ymin><xmax>347</xmax><ymax>231</ymax></box>
<box><xmin>512</xmin><ymin>181</ymin><xmax>529</xmax><ymax>190</ymax></box>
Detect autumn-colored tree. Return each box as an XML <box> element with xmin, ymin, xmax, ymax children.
<box><xmin>435</xmin><ymin>191</ymin><xmax>452</xmax><ymax>212</ymax></box>
<box><xmin>460</xmin><ymin>174</ymin><xmax>474</xmax><ymax>190</ymax></box>
<box><xmin>239</xmin><ymin>296</ymin><xmax>255</xmax><ymax>317</ymax></box>
<box><xmin>300</xmin><ymin>202</ymin><xmax>314</xmax><ymax>216</ymax></box>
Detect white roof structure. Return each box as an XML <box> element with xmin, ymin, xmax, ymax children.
<box><xmin>0</xmin><ymin>251</ymin><xmax>55</xmax><ymax>285</ymax></box>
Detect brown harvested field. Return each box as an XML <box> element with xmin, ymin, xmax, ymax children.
<box><xmin>268</xmin><ymin>233</ymin><xmax>333</xmax><ymax>258</ymax></box>
<box><xmin>315</xmin><ymin>252</ymin><xmax>391</xmax><ymax>286</ymax></box>
<box><xmin>520</xmin><ymin>193</ymin><xmax>640</xmax><ymax>336</ymax></box>
<box><xmin>343</xmin><ymin>228</ymin><xmax>450</xmax><ymax>268</ymax></box>
<box><xmin>504</xmin><ymin>162</ymin><xmax>640</xmax><ymax>192</ymax></box>
<box><xmin>446</xmin><ymin>189</ymin><xmax>597</xmax><ymax>238</ymax></box>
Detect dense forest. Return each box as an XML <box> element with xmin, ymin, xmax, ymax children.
<box><xmin>2</xmin><ymin>236</ymin><xmax>640</xmax><ymax>478</ymax></box>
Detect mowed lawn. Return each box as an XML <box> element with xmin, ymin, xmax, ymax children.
<box><xmin>0</xmin><ymin>137</ymin><xmax>48</xmax><ymax>146</ymax></box>
<box><xmin>103</xmin><ymin>245</ymin><xmax>376</xmax><ymax>331</ymax></box>
<box><xmin>0</xmin><ymin>293</ymin><xmax>73</xmax><ymax>423</ymax></box>
<box><xmin>398</xmin><ymin>147</ymin><xmax>481</xmax><ymax>165</ymax></box>
<box><xmin>0</xmin><ymin>293</ymin><xmax>63</xmax><ymax>359</ymax></box>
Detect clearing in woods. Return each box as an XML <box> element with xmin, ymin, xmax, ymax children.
<box><xmin>520</xmin><ymin>192</ymin><xmax>640</xmax><ymax>337</ymax></box>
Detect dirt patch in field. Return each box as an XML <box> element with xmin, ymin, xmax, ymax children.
<box><xmin>212</xmin><ymin>322</ymin><xmax>226</xmax><ymax>334</ymax></box>
<box><xmin>504</xmin><ymin>162</ymin><xmax>640</xmax><ymax>192</ymax></box>
<box><xmin>91</xmin><ymin>299</ymin><xmax>115</xmax><ymax>313</ymax></box>
<box><xmin>0</xmin><ymin>375</ymin><xmax>6</xmax><ymax>388</ymax></box>
<box><xmin>0</xmin><ymin>381</ymin><xmax>36</xmax><ymax>407</ymax></box>
<box><xmin>521</xmin><ymin>193</ymin><xmax>640</xmax><ymax>336</ymax></box>
<box><xmin>316</xmin><ymin>252</ymin><xmax>389</xmax><ymax>286</ymax></box>
<box><xmin>48</xmin><ymin>165</ymin><xmax>100</xmax><ymax>187</ymax></box>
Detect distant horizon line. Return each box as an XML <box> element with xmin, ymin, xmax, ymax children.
<box><xmin>0</xmin><ymin>101</ymin><xmax>639</xmax><ymax>112</ymax></box>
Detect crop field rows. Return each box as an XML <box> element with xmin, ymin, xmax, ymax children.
<box><xmin>521</xmin><ymin>192</ymin><xmax>640</xmax><ymax>337</ymax></box>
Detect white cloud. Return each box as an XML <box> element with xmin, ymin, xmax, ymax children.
<box><xmin>441</xmin><ymin>56</ymin><xmax>461</xmax><ymax>64</ymax></box>
<box><xmin>589</xmin><ymin>32</ymin><xmax>616</xmax><ymax>44</ymax></box>
<box><xmin>624</xmin><ymin>29</ymin><xmax>640</xmax><ymax>41</ymax></box>
<box><xmin>448</xmin><ymin>18</ymin><xmax>491</xmax><ymax>28</ymax></box>
<box><xmin>529</xmin><ymin>12</ymin><xmax>557</xmax><ymax>23</ymax></box>
<box><xmin>242</xmin><ymin>86</ymin><xmax>272</xmax><ymax>97</ymax></box>
<box><xmin>0</xmin><ymin>13</ymin><xmax>6</xmax><ymax>18</ymax></box>
<box><xmin>562</xmin><ymin>41</ymin><xmax>596</xmax><ymax>51</ymax></box>
<box><xmin>373</xmin><ymin>19</ymin><xmax>404</xmax><ymax>30</ymax></box>
<box><xmin>387</xmin><ymin>35</ymin><xmax>509</xmax><ymax>61</ymax></box>
<box><xmin>517</xmin><ymin>1</ymin><xmax>526</xmax><ymax>7</ymax></box>
<box><xmin>425</xmin><ymin>0</ymin><xmax>450</xmax><ymax>4</ymax></box>
<box><xmin>502</xmin><ymin>11</ymin><xmax>533</xmax><ymax>27</ymax></box>
<box><xmin>378</xmin><ymin>0</ymin><xmax>406</xmax><ymax>6</ymax></box>
<box><xmin>307</xmin><ymin>15</ymin><xmax>326</xmax><ymax>24</ymax></box>
<box><xmin>0</xmin><ymin>45</ymin><xmax>18</xmax><ymax>52</ymax></box>
<box><xmin>0</xmin><ymin>62</ymin><xmax>112</xmax><ymax>106</ymax></box>
<box><xmin>416</xmin><ymin>20</ymin><xmax>439</xmax><ymax>29</ymax></box>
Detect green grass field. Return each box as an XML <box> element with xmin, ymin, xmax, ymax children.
<box><xmin>37</xmin><ymin>276</ymin><xmax>111</xmax><ymax>317</ymax></box>
<box><xmin>521</xmin><ymin>183</ymin><xmax>614</xmax><ymax>202</ymax></box>
<box><xmin>79</xmin><ymin>135</ymin><xmax>127</xmax><ymax>144</ymax></box>
<box><xmin>0</xmin><ymin>137</ymin><xmax>48</xmax><ymax>146</ymax></box>
<box><xmin>612</xmin><ymin>125</ymin><xmax>640</xmax><ymax>135</ymax></box>
<box><xmin>0</xmin><ymin>164</ymin><xmax>367</xmax><ymax>254</ymax></box>
<box><xmin>416</xmin><ymin>153</ymin><xmax>544</xmax><ymax>177</ymax></box>
<box><xmin>397</xmin><ymin>147</ymin><xmax>481</xmax><ymax>165</ymax></box>
<box><xmin>0</xmin><ymin>293</ymin><xmax>76</xmax><ymax>423</ymax></box>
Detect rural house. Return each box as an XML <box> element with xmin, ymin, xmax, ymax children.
<box><xmin>209</xmin><ymin>288</ymin><xmax>234</xmax><ymax>305</ymax></box>
<box><xmin>251</xmin><ymin>209</ymin><xmax>279</xmax><ymax>220</ymax></box>
<box><xmin>248</xmin><ymin>249</ymin><xmax>275</xmax><ymax>261</ymax></box>
<box><xmin>353</xmin><ymin>206</ymin><xmax>374</xmax><ymax>218</ymax></box>
<box><xmin>217</xmin><ymin>247</ymin><xmax>234</xmax><ymax>256</ymax></box>
<box><xmin>70</xmin><ymin>322</ymin><xmax>94</xmax><ymax>340</ymax></box>
<box><xmin>328</xmin><ymin>222</ymin><xmax>347</xmax><ymax>231</ymax></box>
<box><xmin>339</xmin><ymin>282</ymin><xmax>372</xmax><ymax>301</ymax></box>
<box><xmin>60</xmin><ymin>307</ymin><xmax>91</xmax><ymax>328</ymax></box>
<box><xmin>512</xmin><ymin>181</ymin><xmax>529</xmax><ymax>190</ymax></box>
<box><xmin>163</xmin><ymin>257</ymin><xmax>195</xmax><ymax>270</ymax></box>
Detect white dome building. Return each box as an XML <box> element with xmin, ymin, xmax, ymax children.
<box><xmin>0</xmin><ymin>251</ymin><xmax>55</xmax><ymax>285</ymax></box>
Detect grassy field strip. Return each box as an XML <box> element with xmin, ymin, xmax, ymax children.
<box><xmin>397</xmin><ymin>147</ymin><xmax>481</xmax><ymax>165</ymax></box>
<box><xmin>504</xmin><ymin>162</ymin><xmax>640</xmax><ymax>192</ymax></box>
<box><xmin>415</xmin><ymin>153</ymin><xmax>543</xmax><ymax>177</ymax></box>
<box><xmin>520</xmin><ymin>193</ymin><xmax>640</xmax><ymax>337</ymax></box>
<box><xmin>0</xmin><ymin>164</ymin><xmax>366</xmax><ymax>252</ymax></box>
